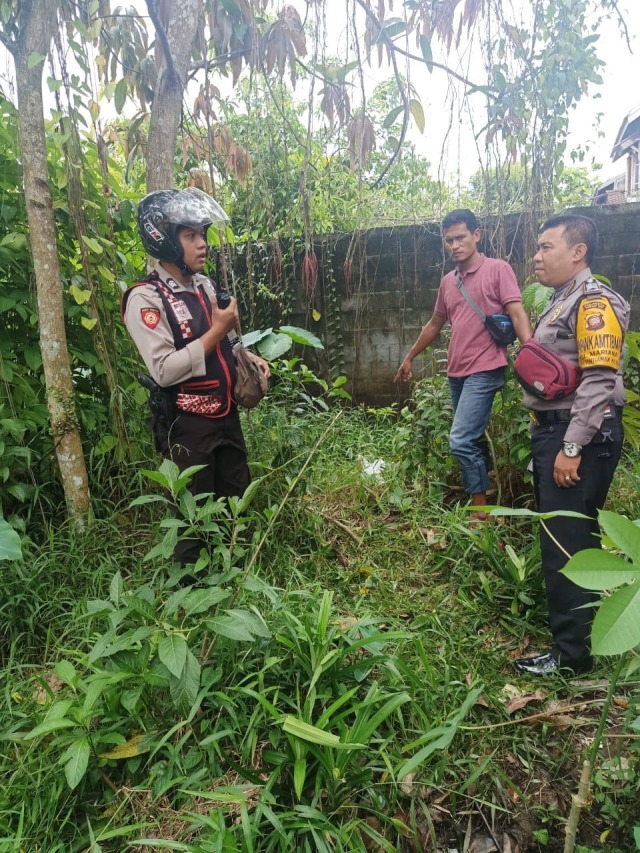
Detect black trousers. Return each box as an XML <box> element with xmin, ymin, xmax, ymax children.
<box><xmin>531</xmin><ymin>416</ymin><xmax>623</xmax><ymax>665</ymax></box>
<box><xmin>168</xmin><ymin>408</ymin><xmax>250</xmax><ymax>565</ymax></box>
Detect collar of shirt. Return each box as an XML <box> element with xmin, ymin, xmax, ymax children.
<box><xmin>457</xmin><ymin>253</ymin><xmax>486</xmax><ymax>279</ymax></box>
<box><xmin>551</xmin><ymin>267</ymin><xmax>592</xmax><ymax>302</ymax></box>
<box><xmin>153</xmin><ymin>262</ymin><xmax>196</xmax><ymax>293</ymax></box>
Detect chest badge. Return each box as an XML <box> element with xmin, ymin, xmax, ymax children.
<box><xmin>547</xmin><ymin>303</ymin><xmax>563</xmax><ymax>325</ymax></box>
<box><xmin>172</xmin><ymin>300</ymin><xmax>193</xmax><ymax>322</ymax></box>
<box><xmin>141</xmin><ymin>307</ymin><xmax>160</xmax><ymax>329</ymax></box>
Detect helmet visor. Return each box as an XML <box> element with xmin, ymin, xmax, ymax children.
<box><xmin>163</xmin><ymin>188</ymin><xmax>229</xmax><ymax>228</ymax></box>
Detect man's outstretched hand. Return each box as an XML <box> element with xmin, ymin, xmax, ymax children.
<box><xmin>394</xmin><ymin>359</ymin><xmax>413</xmax><ymax>383</ymax></box>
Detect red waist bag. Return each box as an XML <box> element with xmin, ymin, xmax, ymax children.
<box><xmin>513</xmin><ymin>340</ymin><xmax>582</xmax><ymax>400</ymax></box>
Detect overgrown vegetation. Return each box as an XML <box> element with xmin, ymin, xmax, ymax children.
<box><xmin>1</xmin><ymin>1</ymin><xmax>639</xmax><ymax>849</ymax></box>
<box><xmin>2</xmin><ymin>362</ymin><xmax>640</xmax><ymax>852</ymax></box>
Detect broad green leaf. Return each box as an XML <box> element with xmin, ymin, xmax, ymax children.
<box><xmin>1</xmin><ymin>232</ymin><xmax>27</xmax><ymax>250</ymax></box>
<box><xmin>283</xmin><ymin>716</ymin><xmax>363</xmax><ymax>749</ymax></box>
<box><xmin>562</xmin><ymin>549</ymin><xmax>638</xmax><ymax>590</ymax></box>
<box><xmin>279</xmin><ymin>325</ymin><xmax>324</xmax><ymax>349</ymax></box>
<box><xmin>591</xmin><ymin>581</ymin><xmax>640</xmax><ymax>655</ymax></box>
<box><xmin>169</xmin><ymin>649</ymin><xmax>201</xmax><ymax>712</ymax></box>
<box><xmin>0</xmin><ymin>517</ymin><xmax>22</xmax><ymax>561</ymax></box>
<box><xmin>225</xmin><ymin>608</ymin><xmax>270</xmax><ymax>639</ymax></box>
<box><xmin>207</xmin><ymin>613</ymin><xmax>253</xmax><ymax>641</ymax></box>
<box><xmin>98</xmin><ymin>264</ymin><xmax>115</xmax><ymax>283</ymax></box>
<box><xmin>140</xmin><ymin>468</ymin><xmax>174</xmax><ymax>489</ymax></box>
<box><xmin>81</xmin><ymin>235</ymin><xmax>103</xmax><ymax>254</ymax></box>
<box><xmin>158</xmin><ymin>634</ymin><xmax>188</xmax><ymax>678</ymax></box>
<box><xmin>24</xmin><ymin>346</ymin><xmax>42</xmax><ymax>371</ymax></box>
<box><xmin>109</xmin><ymin>570</ymin><xmax>123</xmax><ymax>605</ymax></box>
<box><xmin>219</xmin><ymin>0</ymin><xmax>242</xmax><ymax>17</ymax></box>
<box><xmin>419</xmin><ymin>35</ymin><xmax>433</xmax><ymax>70</ymax></box>
<box><xmin>598</xmin><ymin>510</ymin><xmax>640</xmax><ymax>564</ymax></box>
<box><xmin>28</xmin><ymin>52</ymin><xmax>46</xmax><ymax>69</ymax></box>
<box><xmin>257</xmin><ymin>332</ymin><xmax>293</xmax><ymax>361</ymax></box>
<box><xmin>81</xmin><ymin>316</ymin><xmax>98</xmax><ymax>331</ymax></box>
<box><xmin>230</xmin><ymin>477</ymin><xmax>263</xmax><ymax>515</ymax></box>
<box><xmin>55</xmin><ymin>660</ymin><xmax>77</xmax><ymax>687</ymax></box>
<box><xmin>88</xmin><ymin>99</ymin><xmax>100</xmax><ymax>124</ymax></box>
<box><xmin>376</xmin><ymin>18</ymin><xmax>405</xmax><ymax>41</ymax></box>
<box><xmin>485</xmin><ymin>507</ymin><xmax>590</xmax><ymax>520</ymax></box>
<box><xmin>241</xmin><ymin>328</ymin><xmax>273</xmax><ymax>348</ymax></box>
<box><xmin>69</xmin><ymin>283</ymin><xmax>92</xmax><ymax>305</ymax></box>
<box><xmin>100</xmin><ymin>734</ymin><xmax>153</xmax><ymax>760</ymax></box>
<box><xmin>283</xmin><ymin>717</ymin><xmax>337</xmax><ymax>745</ymax></box>
<box><xmin>182</xmin><ymin>586</ymin><xmax>230</xmax><ymax>616</ymax></box>
<box><xmin>25</xmin><ymin>718</ymin><xmax>77</xmax><ymax>739</ymax></box>
<box><xmin>383</xmin><ymin>105</ymin><xmax>404</xmax><ymax>129</ymax></box>
<box><xmin>94</xmin><ymin>435</ymin><xmax>117</xmax><ymax>456</ymax></box>
<box><xmin>64</xmin><ymin>737</ymin><xmax>90</xmax><ymax>789</ymax></box>
<box><xmin>114</xmin><ymin>78</ymin><xmax>127</xmax><ymax>114</ymax></box>
<box><xmin>409</xmin><ymin>98</ymin><xmax>425</xmax><ymax>134</ymax></box>
<box><xmin>294</xmin><ymin>757</ymin><xmax>306</xmax><ymax>799</ymax></box>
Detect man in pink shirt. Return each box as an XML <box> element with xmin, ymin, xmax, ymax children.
<box><xmin>395</xmin><ymin>209</ymin><xmax>531</xmax><ymax>518</ymax></box>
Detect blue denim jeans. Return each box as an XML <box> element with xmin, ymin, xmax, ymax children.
<box><xmin>448</xmin><ymin>367</ymin><xmax>505</xmax><ymax>495</ymax></box>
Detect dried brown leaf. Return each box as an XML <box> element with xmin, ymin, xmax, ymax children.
<box><xmin>506</xmin><ymin>690</ymin><xmax>546</xmax><ymax>715</ymax></box>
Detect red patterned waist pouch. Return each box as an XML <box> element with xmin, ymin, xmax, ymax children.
<box><xmin>175</xmin><ymin>392</ymin><xmax>225</xmax><ymax>417</ymax></box>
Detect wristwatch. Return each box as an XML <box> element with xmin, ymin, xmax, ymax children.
<box><xmin>563</xmin><ymin>442</ymin><xmax>582</xmax><ymax>458</ymax></box>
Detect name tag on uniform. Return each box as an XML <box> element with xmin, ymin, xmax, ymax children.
<box><xmin>172</xmin><ymin>300</ymin><xmax>193</xmax><ymax>322</ymax></box>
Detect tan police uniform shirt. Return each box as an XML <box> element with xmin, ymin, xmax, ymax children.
<box><xmin>522</xmin><ymin>267</ymin><xmax>630</xmax><ymax>446</ymax></box>
<box><xmin>123</xmin><ymin>263</ymin><xmax>219</xmax><ymax>388</ymax></box>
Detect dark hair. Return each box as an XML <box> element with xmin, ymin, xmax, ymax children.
<box><xmin>442</xmin><ymin>208</ymin><xmax>480</xmax><ymax>233</ymax></box>
<box><xmin>541</xmin><ymin>213</ymin><xmax>598</xmax><ymax>265</ymax></box>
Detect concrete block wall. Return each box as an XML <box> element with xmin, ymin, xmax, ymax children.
<box><xmin>285</xmin><ymin>204</ymin><xmax>640</xmax><ymax>405</ymax></box>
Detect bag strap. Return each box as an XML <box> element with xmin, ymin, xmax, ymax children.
<box><xmin>454</xmin><ymin>269</ymin><xmax>486</xmax><ymax>322</ymax></box>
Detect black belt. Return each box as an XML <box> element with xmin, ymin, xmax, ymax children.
<box><xmin>531</xmin><ymin>405</ymin><xmax>622</xmax><ymax>426</ymax></box>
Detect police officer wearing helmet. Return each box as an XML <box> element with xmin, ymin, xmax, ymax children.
<box><xmin>122</xmin><ymin>187</ymin><xmax>269</xmax><ymax>566</ymax></box>
<box><xmin>513</xmin><ymin>213</ymin><xmax>630</xmax><ymax>676</ymax></box>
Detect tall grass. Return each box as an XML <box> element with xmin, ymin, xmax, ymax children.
<box><xmin>1</xmin><ymin>386</ymin><xmax>639</xmax><ymax>852</ymax></box>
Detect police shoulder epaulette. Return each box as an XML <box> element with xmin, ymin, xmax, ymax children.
<box><xmin>583</xmin><ymin>277</ymin><xmax>601</xmax><ymax>294</ymax></box>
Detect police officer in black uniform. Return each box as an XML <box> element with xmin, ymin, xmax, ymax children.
<box><xmin>513</xmin><ymin>214</ymin><xmax>630</xmax><ymax>675</ymax></box>
<box><xmin>122</xmin><ymin>187</ymin><xmax>269</xmax><ymax>565</ymax></box>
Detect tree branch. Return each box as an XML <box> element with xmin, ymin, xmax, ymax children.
<box><xmin>144</xmin><ymin>0</ymin><xmax>181</xmax><ymax>88</ymax></box>
<box><xmin>354</xmin><ymin>0</ymin><xmax>410</xmax><ymax>188</ymax></box>
<box><xmin>608</xmin><ymin>0</ymin><xmax>632</xmax><ymax>52</ymax></box>
<box><xmin>354</xmin><ymin>0</ymin><xmax>491</xmax><ymax>94</ymax></box>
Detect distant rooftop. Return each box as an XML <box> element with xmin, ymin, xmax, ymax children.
<box><xmin>611</xmin><ymin>104</ymin><xmax>640</xmax><ymax>161</ymax></box>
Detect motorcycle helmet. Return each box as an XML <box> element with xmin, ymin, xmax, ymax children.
<box><xmin>137</xmin><ymin>187</ymin><xmax>229</xmax><ymax>274</ymax></box>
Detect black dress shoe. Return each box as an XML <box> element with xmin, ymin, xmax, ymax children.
<box><xmin>512</xmin><ymin>652</ymin><xmax>559</xmax><ymax>676</ymax></box>
<box><xmin>512</xmin><ymin>651</ymin><xmax>593</xmax><ymax>676</ymax></box>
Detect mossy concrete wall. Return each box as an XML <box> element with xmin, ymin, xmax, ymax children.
<box><xmin>290</xmin><ymin>203</ymin><xmax>640</xmax><ymax>405</ymax></box>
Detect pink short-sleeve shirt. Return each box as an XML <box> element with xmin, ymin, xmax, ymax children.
<box><xmin>433</xmin><ymin>254</ymin><xmax>522</xmax><ymax>378</ymax></box>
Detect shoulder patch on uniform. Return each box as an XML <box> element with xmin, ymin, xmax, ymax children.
<box><xmin>141</xmin><ymin>307</ymin><xmax>161</xmax><ymax>329</ymax></box>
<box><xmin>584</xmin><ymin>277</ymin><xmax>601</xmax><ymax>293</ymax></box>
<box><xmin>576</xmin><ymin>296</ymin><xmax>623</xmax><ymax>369</ymax></box>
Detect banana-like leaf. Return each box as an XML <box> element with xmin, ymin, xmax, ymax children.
<box><xmin>591</xmin><ymin>581</ymin><xmax>640</xmax><ymax>655</ymax></box>
<box><xmin>562</xmin><ymin>548</ymin><xmax>638</xmax><ymax>590</ymax></box>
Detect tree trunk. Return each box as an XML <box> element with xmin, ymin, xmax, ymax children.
<box><xmin>14</xmin><ymin>0</ymin><xmax>91</xmax><ymax>522</ymax></box>
<box><xmin>146</xmin><ymin>0</ymin><xmax>202</xmax><ymax>191</ymax></box>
